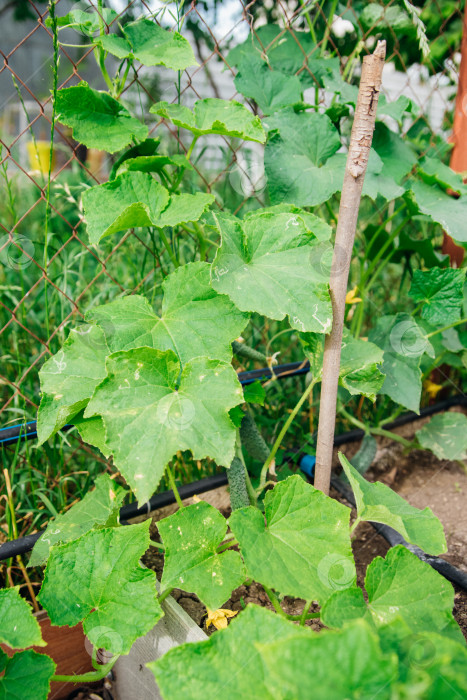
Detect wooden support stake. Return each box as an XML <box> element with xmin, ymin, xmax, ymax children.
<box><xmin>314</xmin><ymin>41</ymin><xmax>386</xmax><ymax>495</ymax></box>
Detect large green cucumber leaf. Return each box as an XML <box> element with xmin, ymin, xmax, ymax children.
<box><xmin>306</xmin><ymin>56</ymin><xmax>359</xmax><ymax>103</ymax></box>
<box><xmin>83</xmin><ymin>171</ymin><xmax>168</xmax><ymax>243</ymax></box>
<box><xmin>158</xmin><ymin>501</ymin><xmax>245</xmax><ymax>609</ymax></box>
<box><xmin>109</xmin><ymin>138</ymin><xmax>161</xmax><ymax>179</ymax></box>
<box><xmin>55</xmin><ymin>82</ymin><xmax>148</xmax><ymax>153</ymax></box>
<box><xmin>377</xmin><ymin>95</ymin><xmax>413</xmax><ymax>123</ymax></box>
<box><xmin>418</xmin><ymin>155</ymin><xmax>467</xmax><ymax>194</ymax></box>
<box><xmin>264</xmin><ymin>109</ymin><xmax>342</xmax><ymax>206</ymax></box>
<box><xmin>259</xmin><ymin>620</ymin><xmax>397</xmax><ymax>700</ymax></box>
<box><xmin>367</xmin><ymin>547</ymin><xmax>462</xmax><ymax>642</ymax></box>
<box><xmin>264</xmin><ymin>135</ymin><xmax>344</xmax><ymax>206</ymax></box>
<box><xmin>321</xmin><ymin>151</ymin><xmax>404</xmax><ymax>203</ymax></box>
<box><xmin>97</xmin><ymin>19</ymin><xmax>197</xmax><ymax>70</ymax></box>
<box><xmin>381</xmin><ymin>626</ymin><xmax>467</xmax><ymax>699</ymax></box>
<box><xmin>155</xmin><ymin>192</ymin><xmax>215</xmax><ymax>228</ymax></box>
<box><xmin>361</xmin><ymin>150</ymin><xmax>405</xmax><ymax>201</ymax></box>
<box><xmin>301</xmin><ymin>329</ymin><xmax>385</xmax><ymax>400</ymax></box>
<box><xmin>39</xmin><ymin>521</ymin><xmax>162</xmax><ymax>655</ymax></box>
<box><xmin>408</xmin><ymin>179</ymin><xmax>467</xmax><ymax>243</ymax></box>
<box><xmin>85</xmin><ymin>349</ymin><xmax>243</xmax><ymax>503</ymax></box>
<box><xmin>116</xmin><ymin>153</ymin><xmax>192</xmax><ymax>177</ymax></box>
<box><xmin>0</xmin><ymin>587</ymin><xmax>45</xmax><ymax>648</ymax></box>
<box><xmin>242</xmin><ymin>203</ymin><xmax>332</xmax><ymax>241</ymax></box>
<box><xmin>372</xmin><ymin>122</ymin><xmax>418</xmax><ymax>183</ymax></box>
<box><xmin>82</xmin><ymin>172</ymin><xmax>214</xmax><ymax>244</ymax></box>
<box><xmin>73</xmin><ymin>413</ymin><xmax>110</xmax><ymax>457</ymax></box>
<box><xmin>408</xmin><ymin>267</ymin><xmax>465</xmax><ymax>326</ymax></box>
<box><xmin>149</xmin><ymin>605</ymin><xmax>305</xmax><ymax>700</ymax></box>
<box><xmin>320</xmin><ymin>586</ymin><xmax>372</xmax><ymax>629</ymax></box>
<box><xmin>229</xmin><ymin>476</ymin><xmax>355</xmax><ymax>604</ymax></box>
<box><xmin>368</xmin><ymin>313</ymin><xmax>430</xmax><ymax>413</ymax></box>
<box><xmin>234</xmin><ymin>53</ymin><xmax>302</xmax><ymax>114</ymax></box>
<box><xmin>210</xmin><ymin>210</ymin><xmax>332</xmax><ymax>333</ymax></box>
<box><xmin>0</xmin><ymin>649</ymin><xmax>55</xmax><ymax>700</ymax></box>
<box><xmin>87</xmin><ymin>262</ymin><xmax>248</xmax><ymax>365</ymax></box>
<box><xmin>227</xmin><ymin>25</ymin><xmax>315</xmax><ymax>77</ymax></box>
<box><xmin>37</xmin><ymin>325</ymin><xmax>108</xmax><ymax>444</ymax></box>
<box><xmin>50</xmin><ymin>7</ymin><xmax>117</xmax><ymax>36</ymax></box>
<box><xmin>29</xmin><ymin>474</ymin><xmax>126</xmax><ymax>567</ymax></box>
<box><xmin>151</xmin><ymin>99</ymin><xmax>265</xmax><ymax>143</ymax></box>
<box><xmin>339</xmin><ymin>454</ymin><xmax>446</xmax><ymax>555</ymax></box>
<box><xmin>416</xmin><ymin>412</ymin><xmax>467</xmax><ymax>461</ymax></box>
<box><xmin>322</xmin><ymin>547</ymin><xmax>462</xmax><ymax>644</ymax></box>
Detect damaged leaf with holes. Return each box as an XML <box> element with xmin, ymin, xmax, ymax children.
<box><xmin>37</xmin><ymin>325</ymin><xmax>109</xmax><ymax>445</ymax></box>
<box><xmin>55</xmin><ymin>82</ymin><xmax>148</xmax><ymax>153</ymax></box>
<box><xmin>229</xmin><ymin>476</ymin><xmax>355</xmax><ymax>604</ymax></box>
<box><xmin>151</xmin><ymin>98</ymin><xmax>266</xmax><ymax>143</ymax></box>
<box><xmin>38</xmin><ymin>521</ymin><xmax>162</xmax><ymax>655</ymax></box>
<box><xmin>29</xmin><ymin>474</ymin><xmax>127</xmax><ymax>567</ymax></box>
<box><xmin>82</xmin><ymin>171</ymin><xmax>214</xmax><ymax>244</ymax></box>
<box><xmin>86</xmin><ymin>262</ymin><xmax>249</xmax><ymax>364</ymax></box>
<box><xmin>211</xmin><ymin>209</ymin><xmax>333</xmax><ymax>333</ymax></box>
<box><xmin>85</xmin><ymin>349</ymin><xmax>244</xmax><ymax>504</ymax></box>
<box><xmin>96</xmin><ymin>19</ymin><xmax>197</xmax><ymax>70</ymax></box>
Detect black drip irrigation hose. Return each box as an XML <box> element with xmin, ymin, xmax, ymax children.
<box><xmin>1</xmin><ymin>369</ymin><xmax>466</xmax><ymax>592</ymax></box>
<box><xmin>0</xmin><ymin>361</ymin><xmax>310</xmax><ymax>448</ymax></box>
<box><xmin>330</xmin><ymin>476</ymin><xmax>467</xmax><ymax>591</ymax></box>
<box><xmin>1</xmin><ymin>361</ymin><xmax>464</xmax><ymax>449</ymax></box>
<box><xmin>0</xmin><ymin>473</ymin><xmax>230</xmax><ymax>561</ymax></box>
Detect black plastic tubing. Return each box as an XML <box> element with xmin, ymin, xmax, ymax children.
<box><xmin>0</xmin><ymin>361</ymin><xmax>310</xmax><ymax>448</ymax></box>
<box><xmin>1</xmin><ymin>377</ymin><xmax>466</xmax><ymax>593</ymax></box>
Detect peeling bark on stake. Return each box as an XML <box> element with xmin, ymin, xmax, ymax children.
<box><xmin>314</xmin><ymin>41</ymin><xmax>386</xmax><ymax>495</ymax></box>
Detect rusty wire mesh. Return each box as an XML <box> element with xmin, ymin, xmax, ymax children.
<box><xmin>0</xmin><ymin>0</ymin><xmax>464</xmax><ymax>522</ymax></box>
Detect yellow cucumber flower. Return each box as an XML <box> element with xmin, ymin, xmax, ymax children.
<box><xmin>206</xmin><ymin>608</ymin><xmax>238</xmax><ymax>630</ymax></box>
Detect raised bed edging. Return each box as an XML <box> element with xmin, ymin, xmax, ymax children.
<box><xmin>113</xmin><ymin>585</ymin><xmax>207</xmax><ymax>700</ymax></box>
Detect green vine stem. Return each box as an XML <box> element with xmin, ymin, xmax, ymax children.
<box><xmin>320</xmin><ymin>0</ymin><xmax>338</xmax><ymax>56</ymax></box>
<box><xmin>426</xmin><ymin>316</ymin><xmax>467</xmax><ymax>338</ymax></box>
<box><xmin>192</xmin><ymin>221</ymin><xmax>208</xmax><ymax>260</ymax></box>
<box><xmin>349</xmin><ymin>517</ymin><xmax>362</xmax><ymax>537</ymax></box>
<box><xmin>95</xmin><ymin>0</ymin><xmax>115</xmax><ymax>93</ymax></box>
<box><xmin>51</xmin><ymin>656</ymin><xmax>118</xmax><ymax>684</ymax></box>
<box><xmin>43</xmin><ymin>0</ymin><xmax>59</xmax><ymax>343</ymax></box>
<box><xmin>299</xmin><ymin>599</ymin><xmax>313</xmax><ymax>626</ymax></box>
<box><xmin>263</xmin><ymin>585</ymin><xmax>286</xmax><ymax>618</ymax></box>
<box><xmin>298</xmin><ymin>0</ymin><xmax>317</xmax><ymax>43</ymax></box>
<box><xmin>186</xmin><ymin>135</ymin><xmax>199</xmax><ymax>161</ymax></box>
<box><xmin>217</xmin><ymin>537</ymin><xmax>239</xmax><ymax>554</ymax></box>
<box><xmin>339</xmin><ymin>405</ymin><xmax>417</xmax><ymax>450</ymax></box>
<box><xmin>286</xmin><ymin>611</ymin><xmax>321</xmax><ymax>622</ymax></box>
<box><xmin>257</xmin><ymin>377</ymin><xmax>318</xmax><ymax>495</ymax></box>
<box><xmin>352</xmin><ymin>214</ymin><xmax>412</xmax><ymax>338</ymax></box>
<box><xmin>377</xmin><ymin>405</ymin><xmax>404</xmax><ymax>428</ymax></box>
<box><xmin>166</xmin><ymin>464</ymin><xmax>184</xmax><ymax>509</ymax></box>
<box><xmin>157</xmin><ymin>227</ymin><xmax>180</xmax><ymax>268</ymax></box>
<box><xmin>158</xmin><ymin>587</ymin><xmax>174</xmax><ymax>604</ymax></box>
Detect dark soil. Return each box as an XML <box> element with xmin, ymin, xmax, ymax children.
<box><xmin>143</xmin><ymin>407</ymin><xmax>467</xmax><ymax>639</ymax></box>
<box><xmin>63</xmin><ymin>682</ymin><xmax>114</xmax><ymax>699</ymax></box>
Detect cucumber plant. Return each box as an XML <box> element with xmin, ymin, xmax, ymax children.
<box><xmin>1</xmin><ymin>6</ymin><xmax>467</xmax><ymax>699</ymax></box>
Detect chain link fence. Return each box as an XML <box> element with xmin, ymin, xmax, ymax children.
<box><xmin>0</xmin><ymin>0</ymin><xmax>464</xmax><ymax>528</ymax></box>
